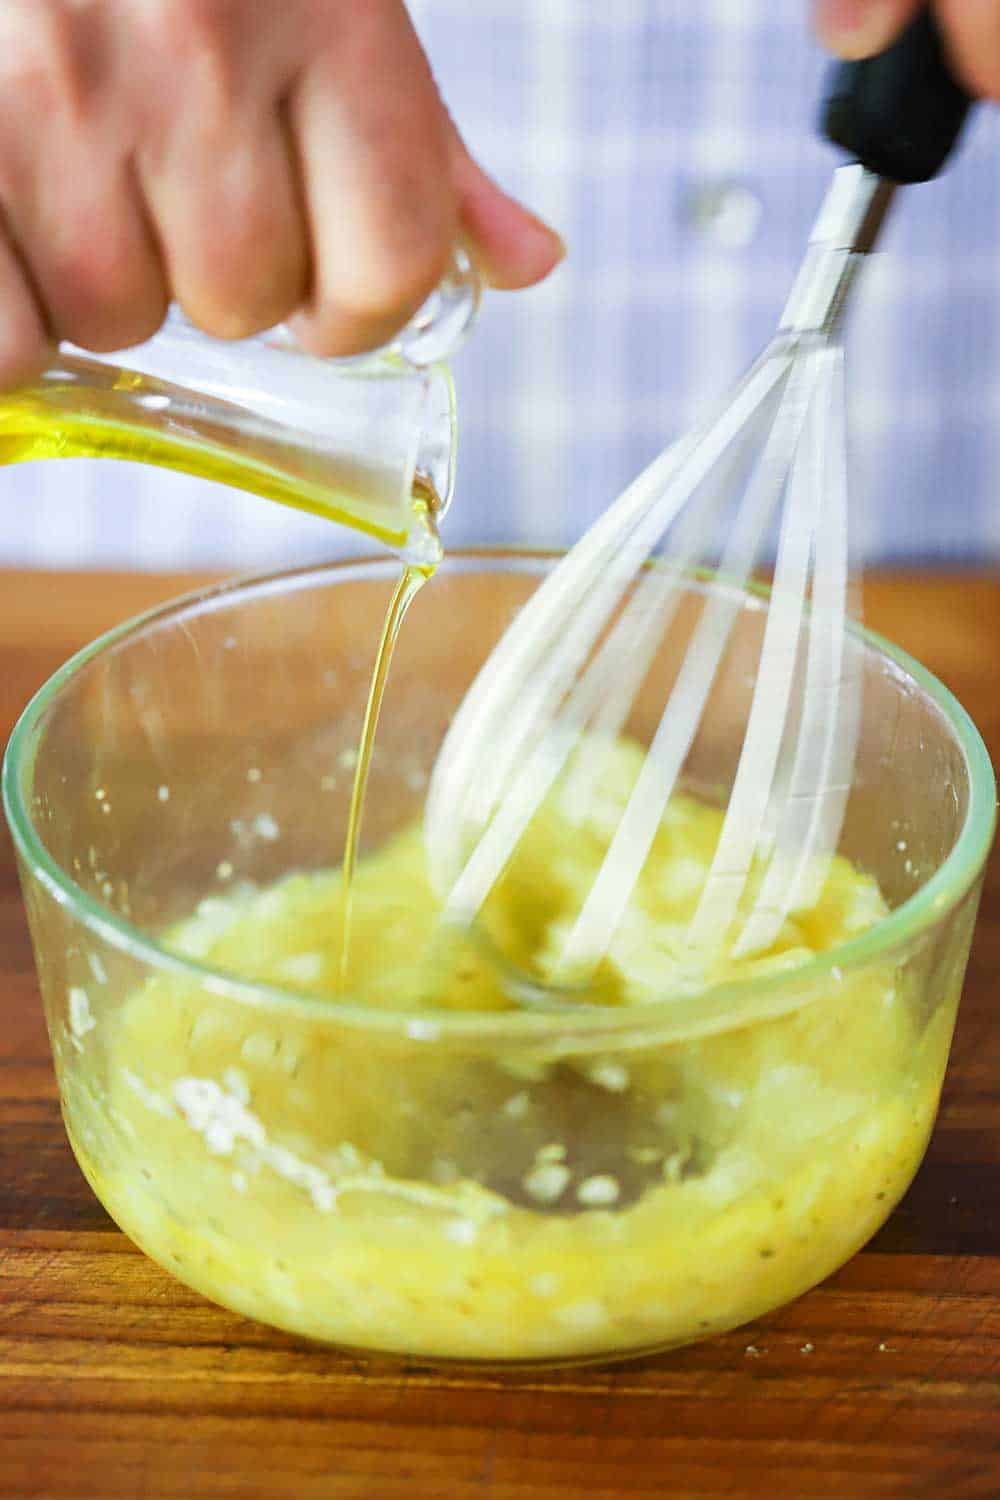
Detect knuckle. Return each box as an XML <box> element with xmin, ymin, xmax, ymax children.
<box><xmin>293</xmin><ymin>312</ymin><xmax>382</xmax><ymax>361</ymax></box>
<box><xmin>47</xmin><ymin>222</ymin><xmax>167</xmax><ymax>350</ymax></box>
<box><xmin>143</xmin><ymin>0</ymin><xmax>241</xmax><ymax>113</ymax></box>
<box><xmin>52</xmin><ymin>215</ymin><xmax>135</xmax><ymax>301</ymax></box>
<box><xmin>339</xmin><ymin>230</ymin><xmax>451</xmax><ymax>329</ymax></box>
<box><xmin>228</xmin><ymin>273</ymin><xmax>305</xmax><ymax>338</ymax></box>
<box><xmin>185</xmin><ymin>284</ymin><xmax>291</xmax><ymax>343</ymax></box>
<box><xmin>362</xmin><ymin>157</ymin><xmax>457</xmax><ymax>312</ymax></box>
<box><xmin>181</xmin><ymin>262</ymin><xmax>303</xmax><ymax>344</ymax></box>
<box><xmin>0</xmin><ymin>1</ymin><xmax>87</xmax><ymax>118</ymax></box>
<box><xmin>304</xmin><ymin>237</ymin><xmax>451</xmax><ymax>358</ymax></box>
<box><xmin>144</xmin><ymin>0</ymin><xmax>230</xmax><ymax>51</ymax></box>
<box><xmin>184</xmin><ymin>203</ymin><xmax>306</xmax><ymax>340</ymax></box>
<box><xmin>68</xmin><ymin>289</ymin><xmax>168</xmax><ymax>354</ymax></box>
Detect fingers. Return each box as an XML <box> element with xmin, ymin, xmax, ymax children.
<box><xmin>814</xmin><ymin>0</ymin><xmax>1000</xmax><ymax>101</ymax></box>
<box><xmin>140</xmin><ymin>0</ymin><xmax>562</xmax><ymax>357</ymax></box>
<box><xmin>133</xmin><ymin>1</ymin><xmax>308</xmax><ymax>341</ymax></box>
<box><xmin>9</xmin><ymin>160</ymin><xmax>169</xmax><ymax>355</ymax></box>
<box><xmin>0</xmin><ymin>0</ymin><xmax>566</xmax><ymax>390</ymax></box>
<box><xmin>935</xmin><ymin>0</ymin><xmax>1000</xmax><ymax>99</ymax></box>
<box><xmin>0</xmin><ymin>0</ymin><xmax>309</xmax><ymax>359</ymax></box>
<box><xmin>813</xmin><ymin>0</ymin><xmax>922</xmax><ymax>58</ymax></box>
<box><xmin>138</xmin><ymin>109</ymin><xmax>309</xmax><ymax>341</ymax></box>
<box><xmin>0</xmin><ymin>0</ymin><xmax>165</xmax><ymax>366</ymax></box>
<box><xmin>288</xmin><ymin>0</ymin><xmax>459</xmax><ymax>357</ymax></box>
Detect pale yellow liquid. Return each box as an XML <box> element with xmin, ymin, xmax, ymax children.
<box><xmin>338</xmin><ymin>564</ymin><xmax>430</xmax><ymax>985</ymax></box>
<box><xmin>65</xmin><ymin>745</ymin><xmax>955</xmax><ymax>1362</ymax></box>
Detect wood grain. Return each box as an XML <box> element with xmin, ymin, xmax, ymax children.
<box><xmin>1</xmin><ymin>568</ymin><xmax>998</xmax><ymax>1500</ymax></box>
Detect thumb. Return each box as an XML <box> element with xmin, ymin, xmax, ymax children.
<box><xmin>813</xmin><ymin>0</ymin><xmax>922</xmax><ymax>58</ymax></box>
<box><xmin>447</xmin><ymin>132</ymin><xmax>565</xmax><ymax>291</ymax></box>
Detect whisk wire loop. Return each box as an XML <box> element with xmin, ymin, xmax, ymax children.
<box><xmin>560</xmin><ymin>350</ymin><xmax>822</xmax><ymax>973</ymax></box>
<box><xmin>428</xmin><ymin>165</ymin><xmax>892</xmax><ymax>983</ymax></box>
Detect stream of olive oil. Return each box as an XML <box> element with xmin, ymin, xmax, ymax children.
<box><xmin>338</xmin><ymin>560</ymin><xmax>433</xmax><ymax>986</ymax></box>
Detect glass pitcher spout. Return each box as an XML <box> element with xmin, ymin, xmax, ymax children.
<box><xmin>0</xmin><ymin>248</ymin><xmax>480</xmax><ymax>562</ymax></box>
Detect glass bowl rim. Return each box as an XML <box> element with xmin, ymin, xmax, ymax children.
<box><xmin>4</xmin><ymin>548</ymin><xmax>996</xmax><ymax>1043</ymax></box>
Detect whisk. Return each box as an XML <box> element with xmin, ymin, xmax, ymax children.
<box><xmin>425</xmin><ymin>13</ymin><xmax>973</xmax><ymax>976</ymax></box>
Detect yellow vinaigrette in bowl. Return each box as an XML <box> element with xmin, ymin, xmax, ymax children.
<box><xmin>69</xmin><ymin>745</ymin><xmax>949</xmax><ymax>1362</ymax></box>
<box><xmin>8</xmin><ymin>556</ymin><xmax>990</xmax><ymax>1364</ymax></box>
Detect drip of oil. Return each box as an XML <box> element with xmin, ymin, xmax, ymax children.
<box><xmin>338</xmin><ymin>554</ymin><xmax>434</xmax><ymax>985</ymax></box>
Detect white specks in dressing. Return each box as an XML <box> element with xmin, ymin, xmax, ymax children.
<box><xmin>68</xmin><ymin>987</ymin><xmax>96</xmax><ymax>1044</ymax></box>
<box><xmin>585</xmin><ymin>1060</ymin><xmax>630</xmax><ymax>1093</ymax></box>
<box><xmin>522</xmin><ymin>1162</ymin><xmax>571</xmax><ymax>1205</ymax></box>
<box><xmin>576</xmin><ymin>1174</ymin><xmax>621</xmax><ymax>1208</ymax></box>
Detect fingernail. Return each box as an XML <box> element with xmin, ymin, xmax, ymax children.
<box><xmin>461</xmin><ymin>189</ymin><xmax>566</xmax><ymax>288</ymax></box>
<box><xmin>816</xmin><ymin>0</ymin><xmax>902</xmax><ymax>57</ymax></box>
<box><xmin>523</xmin><ymin>210</ymin><xmax>567</xmax><ymax>265</ymax></box>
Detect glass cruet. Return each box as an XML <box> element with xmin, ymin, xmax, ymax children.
<box><xmin>0</xmin><ymin>249</ymin><xmax>481</xmax><ymax>567</ymax></box>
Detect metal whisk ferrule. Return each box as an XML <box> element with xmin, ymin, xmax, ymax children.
<box><xmin>779</xmin><ymin>165</ymin><xmax>895</xmax><ymax>339</ymax></box>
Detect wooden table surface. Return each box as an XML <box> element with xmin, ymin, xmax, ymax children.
<box><xmin>1</xmin><ymin>569</ymin><xmax>999</xmax><ymax>1499</ymax></box>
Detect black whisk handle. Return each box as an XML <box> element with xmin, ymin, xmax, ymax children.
<box><xmin>820</xmin><ymin>9</ymin><xmax>973</xmax><ymax>183</ymax></box>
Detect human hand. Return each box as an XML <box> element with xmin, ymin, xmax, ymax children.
<box><xmin>0</xmin><ymin>0</ymin><xmax>564</xmax><ymax>388</ymax></box>
<box><xmin>814</xmin><ymin>2</ymin><xmax>1000</xmax><ymax>98</ymax></box>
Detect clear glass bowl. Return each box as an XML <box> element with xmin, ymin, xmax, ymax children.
<box><xmin>4</xmin><ymin>553</ymin><xmax>995</xmax><ymax>1364</ymax></box>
